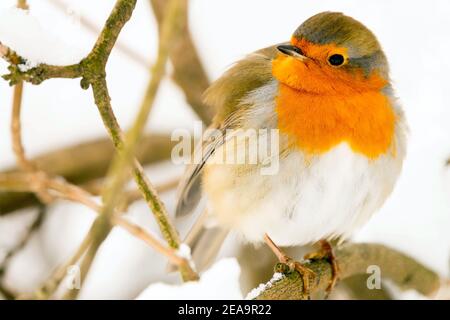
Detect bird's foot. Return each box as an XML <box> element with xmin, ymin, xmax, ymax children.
<box><xmin>304</xmin><ymin>240</ymin><xmax>339</xmax><ymax>295</ymax></box>
<box><xmin>264</xmin><ymin>234</ymin><xmax>316</xmax><ymax>299</ymax></box>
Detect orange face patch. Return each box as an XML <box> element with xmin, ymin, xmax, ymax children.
<box><xmin>272</xmin><ymin>38</ymin><xmax>395</xmax><ymax>159</ymax></box>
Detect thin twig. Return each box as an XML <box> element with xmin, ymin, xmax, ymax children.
<box><xmin>46</xmin><ymin>0</ymin><xmax>149</xmax><ymax>68</ymax></box>
<box><xmin>10</xmin><ymin>0</ymin><xmax>33</xmax><ymax>171</ymax></box>
<box><xmin>11</xmin><ymin>83</ymin><xmax>31</xmax><ymax>171</ymax></box>
<box><xmin>0</xmin><ymin>0</ymin><xmax>47</xmax><ymax>300</ymax></box>
<box><xmin>0</xmin><ymin>172</ymin><xmax>185</xmax><ymax>267</ymax></box>
<box><xmin>28</xmin><ymin>223</ymin><xmax>93</xmax><ymax>300</ymax></box>
<box><xmin>117</xmin><ymin>177</ymin><xmax>180</xmax><ymax>212</ymax></box>
<box><xmin>150</xmin><ymin>0</ymin><xmax>213</xmax><ymax>124</ymax></box>
<box><xmin>0</xmin><ymin>133</ymin><xmax>177</xmax><ymax>215</ymax></box>
<box><xmin>9</xmin><ymin>0</ymin><xmax>52</xmax><ymax>203</ymax></box>
<box><xmin>47</xmin><ymin>0</ymin><xmax>213</xmax><ymax>124</ymax></box>
<box><xmin>0</xmin><ymin>206</ymin><xmax>45</xmax><ymax>277</ymax></box>
<box><xmin>0</xmin><ymin>171</ymin><xmax>184</xmax><ymax>299</ymax></box>
<box><xmin>11</xmin><ymin>70</ymin><xmax>54</xmax><ymax>204</ymax></box>
<box><xmin>0</xmin><ymin>206</ymin><xmax>44</xmax><ymax>300</ymax></box>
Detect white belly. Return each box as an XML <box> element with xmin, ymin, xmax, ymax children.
<box><xmin>203</xmin><ymin>143</ymin><xmax>403</xmax><ymax>246</ymax></box>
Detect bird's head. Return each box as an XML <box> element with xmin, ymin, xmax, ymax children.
<box><xmin>272</xmin><ymin>12</ymin><xmax>390</xmax><ymax>95</ymax></box>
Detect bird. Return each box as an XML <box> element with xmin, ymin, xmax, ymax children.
<box><xmin>175</xmin><ymin>11</ymin><xmax>407</xmax><ymax>293</ymax></box>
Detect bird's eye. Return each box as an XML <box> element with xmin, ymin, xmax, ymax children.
<box><xmin>292</xmin><ymin>46</ymin><xmax>303</xmax><ymax>55</ymax></box>
<box><xmin>328</xmin><ymin>54</ymin><xmax>345</xmax><ymax>66</ymax></box>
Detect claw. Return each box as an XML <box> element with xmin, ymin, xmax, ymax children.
<box><xmin>264</xmin><ymin>233</ymin><xmax>316</xmax><ymax>299</ymax></box>
<box><xmin>304</xmin><ymin>240</ymin><xmax>339</xmax><ymax>295</ymax></box>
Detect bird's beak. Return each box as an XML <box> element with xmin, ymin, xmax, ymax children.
<box><xmin>276</xmin><ymin>44</ymin><xmax>307</xmax><ymax>61</ymax></box>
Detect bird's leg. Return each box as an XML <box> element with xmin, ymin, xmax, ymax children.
<box><xmin>304</xmin><ymin>239</ymin><xmax>339</xmax><ymax>294</ymax></box>
<box><xmin>263</xmin><ymin>233</ymin><xmax>316</xmax><ymax>298</ymax></box>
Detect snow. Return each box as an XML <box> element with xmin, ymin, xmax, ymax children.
<box><xmin>176</xmin><ymin>243</ymin><xmax>197</xmax><ymax>270</ymax></box>
<box><xmin>177</xmin><ymin>243</ymin><xmax>192</xmax><ymax>260</ymax></box>
<box><xmin>0</xmin><ymin>7</ymin><xmax>85</xmax><ymax>68</ymax></box>
<box><xmin>137</xmin><ymin>258</ymin><xmax>243</xmax><ymax>300</ymax></box>
<box><xmin>245</xmin><ymin>272</ymin><xmax>284</xmax><ymax>300</ymax></box>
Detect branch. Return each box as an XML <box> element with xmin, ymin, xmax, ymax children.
<box><xmin>29</xmin><ymin>222</ymin><xmax>93</xmax><ymax>300</ymax></box>
<box><xmin>0</xmin><ymin>207</ymin><xmax>44</xmax><ymax>275</ymax></box>
<box><xmin>10</xmin><ymin>48</ymin><xmax>54</xmax><ymax>203</ymax></box>
<box><xmin>254</xmin><ymin>243</ymin><xmax>441</xmax><ymax>300</ymax></box>
<box><xmin>47</xmin><ymin>0</ymin><xmax>149</xmax><ymax>68</ymax></box>
<box><xmin>46</xmin><ymin>0</ymin><xmax>214</xmax><ymax>124</ymax></box>
<box><xmin>0</xmin><ymin>133</ymin><xmax>177</xmax><ymax>215</ymax></box>
<box><xmin>80</xmin><ymin>0</ymin><xmax>197</xmax><ymax>283</ymax></box>
<box><xmin>0</xmin><ymin>172</ymin><xmax>185</xmax><ymax>266</ymax></box>
<box><xmin>1</xmin><ymin>0</ymin><xmax>137</xmax><ymax>87</ymax></box>
<box><xmin>0</xmin><ymin>171</ymin><xmax>188</xmax><ymax>299</ymax></box>
<box><xmin>150</xmin><ymin>0</ymin><xmax>214</xmax><ymax>124</ymax></box>
<box><xmin>0</xmin><ymin>46</ymin><xmax>82</xmax><ymax>85</ymax></box>
<box><xmin>0</xmin><ymin>206</ymin><xmax>44</xmax><ymax>300</ymax></box>
<box><xmin>342</xmin><ymin>274</ymin><xmax>393</xmax><ymax>299</ymax></box>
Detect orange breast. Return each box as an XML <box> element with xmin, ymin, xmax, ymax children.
<box><xmin>275</xmin><ymin>83</ymin><xmax>396</xmax><ymax>159</ymax></box>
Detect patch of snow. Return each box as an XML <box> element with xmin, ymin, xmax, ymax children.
<box><xmin>177</xmin><ymin>243</ymin><xmax>192</xmax><ymax>260</ymax></box>
<box><xmin>17</xmin><ymin>59</ymin><xmax>37</xmax><ymax>72</ymax></box>
<box><xmin>137</xmin><ymin>258</ymin><xmax>243</xmax><ymax>300</ymax></box>
<box><xmin>176</xmin><ymin>243</ymin><xmax>197</xmax><ymax>270</ymax></box>
<box><xmin>245</xmin><ymin>272</ymin><xmax>284</xmax><ymax>300</ymax></box>
<box><xmin>0</xmin><ymin>7</ymin><xmax>85</xmax><ymax>67</ymax></box>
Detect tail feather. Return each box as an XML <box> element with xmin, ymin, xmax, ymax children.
<box><xmin>169</xmin><ymin>211</ymin><xmax>229</xmax><ymax>273</ymax></box>
<box><xmin>188</xmin><ymin>225</ymin><xmax>229</xmax><ymax>272</ymax></box>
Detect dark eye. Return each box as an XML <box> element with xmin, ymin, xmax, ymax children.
<box><xmin>328</xmin><ymin>54</ymin><xmax>345</xmax><ymax>66</ymax></box>
<box><xmin>292</xmin><ymin>46</ymin><xmax>303</xmax><ymax>55</ymax></box>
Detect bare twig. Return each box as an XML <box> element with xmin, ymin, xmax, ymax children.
<box><xmin>46</xmin><ymin>0</ymin><xmax>149</xmax><ymax>68</ymax></box>
<box><xmin>29</xmin><ymin>223</ymin><xmax>93</xmax><ymax>300</ymax></box>
<box><xmin>46</xmin><ymin>0</ymin><xmax>213</xmax><ymax>124</ymax></box>
<box><xmin>0</xmin><ymin>0</ymin><xmax>48</xmax><ymax>300</ymax></box>
<box><xmin>8</xmin><ymin>0</ymin><xmax>52</xmax><ymax>204</ymax></box>
<box><xmin>11</xmin><ymin>82</ymin><xmax>31</xmax><ymax>172</ymax></box>
<box><xmin>117</xmin><ymin>177</ymin><xmax>180</xmax><ymax>212</ymax></box>
<box><xmin>150</xmin><ymin>0</ymin><xmax>213</xmax><ymax>124</ymax></box>
<box><xmin>0</xmin><ymin>172</ymin><xmax>185</xmax><ymax>267</ymax></box>
<box><xmin>11</xmin><ymin>64</ymin><xmax>54</xmax><ymax>204</ymax></box>
<box><xmin>0</xmin><ymin>171</ymin><xmax>186</xmax><ymax>299</ymax></box>
<box><xmin>0</xmin><ymin>206</ymin><xmax>44</xmax><ymax>300</ymax></box>
<box><xmin>1</xmin><ymin>48</ymin><xmax>82</xmax><ymax>85</ymax></box>
<box><xmin>0</xmin><ymin>206</ymin><xmax>45</xmax><ymax>276</ymax></box>
<box><xmin>9</xmin><ymin>0</ymin><xmax>34</xmax><ymax>172</ymax></box>
<box><xmin>0</xmin><ymin>133</ymin><xmax>178</xmax><ymax>215</ymax></box>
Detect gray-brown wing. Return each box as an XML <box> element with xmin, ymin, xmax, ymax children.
<box><xmin>175</xmin><ymin>124</ymin><xmax>226</xmax><ymax>217</ymax></box>
<box><xmin>174</xmin><ymin>44</ymin><xmax>281</xmax><ymax>218</ymax></box>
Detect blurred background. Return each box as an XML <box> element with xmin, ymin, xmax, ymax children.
<box><xmin>0</xmin><ymin>0</ymin><xmax>450</xmax><ymax>299</ymax></box>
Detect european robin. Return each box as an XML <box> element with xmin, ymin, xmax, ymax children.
<box><xmin>175</xmin><ymin>12</ymin><xmax>407</xmax><ymax>291</ymax></box>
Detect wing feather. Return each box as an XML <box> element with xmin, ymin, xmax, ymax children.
<box><xmin>175</xmin><ymin>44</ymin><xmax>281</xmax><ymax>218</ymax></box>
